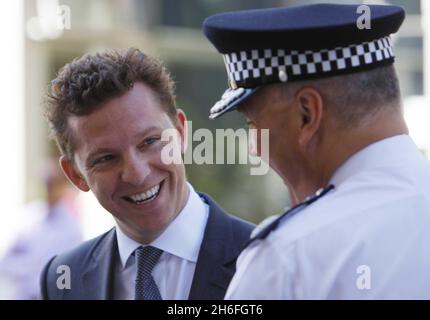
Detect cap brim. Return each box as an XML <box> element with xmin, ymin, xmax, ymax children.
<box><xmin>209</xmin><ymin>87</ymin><xmax>259</xmax><ymax>119</ymax></box>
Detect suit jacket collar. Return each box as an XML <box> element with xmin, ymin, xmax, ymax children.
<box><xmin>81</xmin><ymin>228</ymin><xmax>117</xmax><ymax>299</ymax></box>
<box><xmin>188</xmin><ymin>192</ymin><xmax>242</xmax><ymax>300</ymax></box>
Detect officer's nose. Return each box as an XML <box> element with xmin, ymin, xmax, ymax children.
<box><xmin>120</xmin><ymin>153</ymin><xmax>150</xmax><ymax>186</ymax></box>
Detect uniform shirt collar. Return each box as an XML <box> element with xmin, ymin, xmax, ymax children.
<box><xmin>115</xmin><ymin>182</ymin><xmax>209</xmax><ymax>269</ymax></box>
<box><xmin>329</xmin><ymin>134</ymin><xmax>422</xmax><ymax>187</ymax></box>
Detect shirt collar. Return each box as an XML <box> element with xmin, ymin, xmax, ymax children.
<box><xmin>329</xmin><ymin>134</ymin><xmax>422</xmax><ymax>187</ymax></box>
<box><xmin>115</xmin><ymin>182</ymin><xmax>209</xmax><ymax>269</ymax></box>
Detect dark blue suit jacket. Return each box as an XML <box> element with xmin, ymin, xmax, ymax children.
<box><xmin>40</xmin><ymin>193</ymin><xmax>254</xmax><ymax>300</ymax></box>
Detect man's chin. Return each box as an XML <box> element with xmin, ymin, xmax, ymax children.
<box><xmin>116</xmin><ymin>214</ymin><xmax>174</xmax><ymax>243</ymax></box>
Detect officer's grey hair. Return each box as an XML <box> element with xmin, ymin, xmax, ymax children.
<box><xmin>281</xmin><ymin>65</ymin><xmax>402</xmax><ymax>128</ymax></box>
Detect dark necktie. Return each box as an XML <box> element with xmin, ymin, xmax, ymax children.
<box><xmin>134</xmin><ymin>246</ymin><xmax>163</xmax><ymax>300</ymax></box>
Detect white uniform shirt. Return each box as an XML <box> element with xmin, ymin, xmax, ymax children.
<box><xmin>114</xmin><ymin>182</ymin><xmax>209</xmax><ymax>300</ymax></box>
<box><xmin>226</xmin><ymin>135</ymin><xmax>430</xmax><ymax>299</ymax></box>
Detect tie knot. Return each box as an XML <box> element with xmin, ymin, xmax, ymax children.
<box><xmin>135</xmin><ymin>246</ymin><xmax>163</xmax><ymax>275</ymax></box>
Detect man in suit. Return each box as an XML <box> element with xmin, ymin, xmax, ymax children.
<box><xmin>40</xmin><ymin>48</ymin><xmax>254</xmax><ymax>300</ymax></box>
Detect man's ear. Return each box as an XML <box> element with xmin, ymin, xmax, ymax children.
<box><xmin>59</xmin><ymin>156</ymin><xmax>90</xmax><ymax>192</ymax></box>
<box><xmin>175</xmin><ymin>109</ymin><xmax>188</xmax><ymax>154</ymax></box>
<box><xmin>294</xmin><ymin>87</ymin><xmax>324</xmax><ymax>147</ymax></box>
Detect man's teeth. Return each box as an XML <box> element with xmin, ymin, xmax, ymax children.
<box><xmin>129</xmin><ymin>184</ymin><xmax>160</xmax><ymax>203</ymax></box>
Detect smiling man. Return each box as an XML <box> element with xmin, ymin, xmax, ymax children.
<box><xmin>40</xmin><ymin>48</ymin><xmax>254</xmax><ymax>300</ymax></box>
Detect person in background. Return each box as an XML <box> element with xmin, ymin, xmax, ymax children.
<box><xmin>0</xmin><ymin>160</ymin><xmax>82</xmax><ymax>299</ymax></box>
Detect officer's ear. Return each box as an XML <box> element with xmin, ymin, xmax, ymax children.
<box><xmin>174</xmin><ymin>108</ymin><xmax>188</xmax><ymax>154</ymax></box>
<box><xmin>59</xmin><ymin>156</ymin><xmax>90</xmax><ymax>192</ymax></box>
<box><xmin>294</xmin><ymin>87</ymin><xmax>324</xmax><ymax>148</ymax></box>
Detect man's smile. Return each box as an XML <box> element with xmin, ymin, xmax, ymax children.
<box><xmin>123</xmin><ymin>180</ymin><xmax>164</xmax><ymax>205</ymax></box>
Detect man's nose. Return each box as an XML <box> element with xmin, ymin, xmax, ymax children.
<box><xmin>120</xmin><ymin>153</ymin><xmax>150</xmax><ymax>186</ymax></box>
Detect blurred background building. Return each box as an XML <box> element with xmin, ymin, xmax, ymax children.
<box><xmin>0</xmin><ymin>0</ymin><xmax>428</xmax><ymax>297</ymax></box>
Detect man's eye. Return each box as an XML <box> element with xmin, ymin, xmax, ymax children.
<box><xmin>94</xmin><ymin>155</ymin><xmax>114</xmax><ymax>165</ymax></box>
<box><xmin>144</xmin><ymin>136</ymin><xmax>160</xmax><ymax>145</ymax></box>
<box><xmin>137</xmin><ymin>136</ymin><xmax>161</xmax><ymax>151</ymax></box>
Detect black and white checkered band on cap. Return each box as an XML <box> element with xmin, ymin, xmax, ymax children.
<box><xmin>223</xmin><ymin>36</ymin><xmax>394</xmax><ymax>90</ymax></box>
<box><xmin>203</xmin><ymin>4</ymin><xmax>404</xmax><ymax>119</ymax></box>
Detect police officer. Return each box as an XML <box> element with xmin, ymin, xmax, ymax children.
<box><xmin>203</xmin><ymin>3</ymin><xmax>430</xmax><ymax>299</ymax></box>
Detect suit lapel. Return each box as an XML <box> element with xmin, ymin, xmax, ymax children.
<box><xmin>188</xmin><ymin>193</ymin><xmax>241</xmax><ymax>300</ymax></box>
<box><xmin>81</xmin><ymin>228</ymin><xmax>118</xmax><ymax>299</ymax></box>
